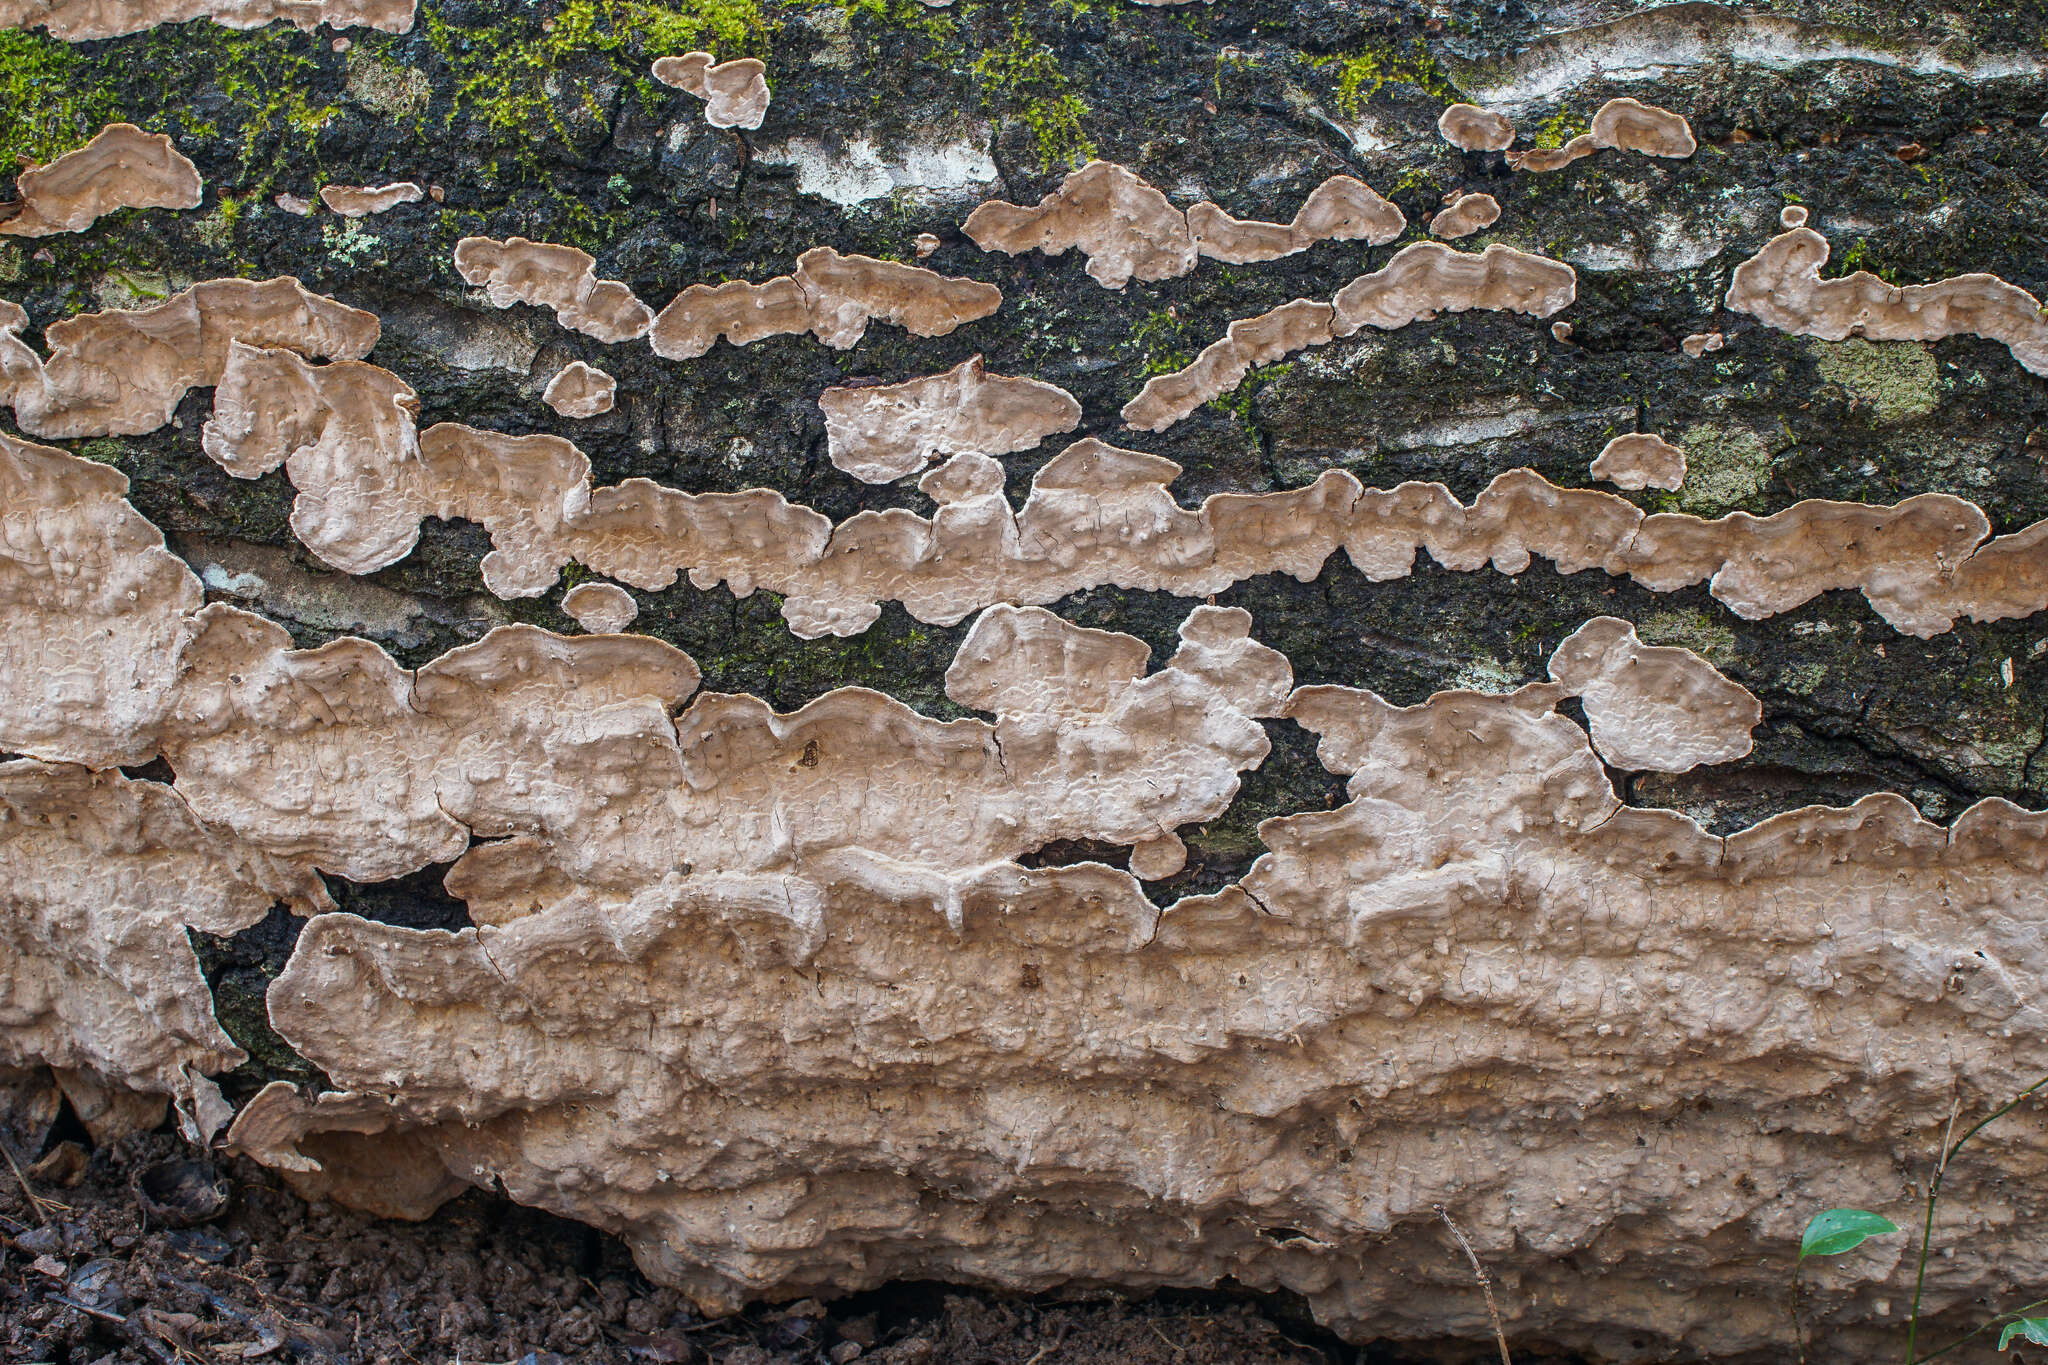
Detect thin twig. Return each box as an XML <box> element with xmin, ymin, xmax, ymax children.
<box><xmin>1</xmin><ymin>1141</ymin><xmax>65</xmax><ymax>1225</ymax></box>
<box><xmin>1436</xmin><ymin>1205</ymin><xmax>1512</xmax><ymax>1365</ymax></box>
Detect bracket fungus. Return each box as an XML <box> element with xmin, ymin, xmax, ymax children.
<box><xmin>1545</xmin><ymin>616</ymin><xmax>1759</xmax><ymax>771</ymax></box>
<box><xmin>542</xmin><ymin>360</ymin><xmax>617</xmax><ymax>417</ymax></box>
<box><xmin>1121</xmin><ymin>299</ymin><xmax>1333</xmax><ymax>433</ymax></box>
<box><xmin>1186</xmin><ymin>175</ymin><xmax>1405</xmax><ymax>264</ymax></box>
<box><xmin>1509</xmin><ymin>97</ymin><xmax>1696</xmax><ymax>172</ymax></box>
<box><xmin>649</xmin><ymin>247</ymin><xmax>1001</xmax><ymax>358</ymax></box>
<box><xmin>1426</xmin><ymin>192</ymin><xmax>1501</xmax><ymax>241</ymax></box>
<box><xmin>1</xmin><ymin>278</ymin><xmax>378</xmax><ymax>438</ymax></box>
<box><xmin>1436</xmin><ymin>103</ymin><xmax>1515</xmax><ymax>152</ymax></box>
<box><xmin>818</xmin><ymin>355</ymin><xmax>1081</xmax><ymax>482</ymax></box>
<box><xmin>0</xmin><ymin>0</ymin><xmax>415</xmax><ymax>39</ymax></box>
<box><xmin>651</xmin><ymin>52</ymin><xmax>770</xmax><ymax>130</ymax></box>
<box><xmin>963</xmin><ymin>161</ymin><xmax>1194</xmax><ymax>290</ymax></box>
<box><xmin>1588</xmin><ymin>432</ymin><xmax>1686</xmax><ymax>491</ymax></box>
<box><xmin>1726</xmin><ymin>225</ymin><xmax>2048</xmax><ymax>375</ymax></box>
<box><xmin>318</xmin><ymin>181</ymin><xmax>424</xmax><ymax>217</ymax></box>
<box><xmin>0</xmin><ymin>123</ymin><xmax>201</xmax><ymax>237</ymax></box>
<box><xmin>454</xmin><ymin>236</ymin><xmax>654</xmax><ymax>345</ymax></box>
<box><xmin>562</xmin><ymin>581</ymin><xmax>638</xmax><ymax>633</ymax></box>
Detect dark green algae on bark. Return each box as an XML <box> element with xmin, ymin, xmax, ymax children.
<box><xmin>8</xmin><ymin>0</ymin><xmax>2048</xmax><ymax>1352</ymax></box>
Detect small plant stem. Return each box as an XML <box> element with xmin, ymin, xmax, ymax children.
<box><xmin>1790</xmin><ymin>1259</ymin><xmax>1808</xmax><ymax>1365</ymax></box>
<box><xmin>1906</xmin><ymin>1073</ymin><xmax>2048</xmax><ymax>1362</ymax></box>
<box><xmin>1910</xmin><ymin>1296</ymin><xmax>2048</xmax><ymax>1364</ymax></box>
<box><xmin>1437</xmin><ymin>1205</ymin><xmax>1512</xmax><ymax>1365</ymax></box>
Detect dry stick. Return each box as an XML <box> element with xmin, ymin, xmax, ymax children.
<box><xmin>1436</xmin><ymin>1205</ymin><xmax>1513</xmax><ymax>1365</ymax></box>
<box><xmin>1</xmin><ymin>1140</ymin><xmax>64</xmax><ymax>1225</ymax></box>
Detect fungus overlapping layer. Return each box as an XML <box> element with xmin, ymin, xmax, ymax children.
<box><xmin>1</xmin><ymin>123</ymin><xmax>202</xmax><ymax>237</ymax></box>
<box><xmin>963</xmin><ymin>162</ymin><xmax>1405</xmax><ymax>289</ymax></box>
<box><xmin>651</xmin><ymin>52</ymin><xmax>770</xmax><ymax>130</ymax></box>
<box><xmin>818</xmin><ymin>355</ymin><xmax>1081</xmax><ymax>482</ymax></box>
<box><xmin>1</xmin><ymin>278</ymin><xmax>379</xmax><ymax>438</ymax></box>
<box><xmin>649</xmin><ymin>247</ymin><xmax>1002</xmax><ymax>358</ymax></box>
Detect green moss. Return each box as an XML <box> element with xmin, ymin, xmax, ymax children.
<box><xmin>1833</xmin><ymin>236</ymin><xmax>1905</xmax><ymax>286</ymax></box>
<box><xmin>1811</xmin><ymin>337</ymin><xmax>1939</xmax><ymax>424</ymax></box>
<box><xmin>1634</xmin><ymin>608</ymin><xmax>1737</xmax><ymax>663</ymax></box>
<box><xmin>1529</xmin><ymin>109</ymin><xmax>1587</xmax><ymax>149</ymax></box>
<box><xmin>74</xmin><ymin>438</ymin><xmax>133</xmax><ymax>468</ymax></box>
<box><xmin>0</xmin><ymin>244</ymin><xmax>20</xmax><ymax>284</ymax></box>
<box><xmin>1676</xmin><ymin>422</ymin><xmax>1778</xmax><ymax>515</ymax></box>
<box><xmin>1312</xmin><ymin>39</ymin><xmax>1455</xmax><ymax>119</ymax></box>
<box><xmin>970</xmin><ymin>19</ymin><xmax>1095</xmax><ymax>171</ymax></box>
<box><xmin>0</xmin><ymin>29</ymin><xmax>127</xmax><ymax>169</ymax></box>
<box><xmin>141</xmin><ymin>25</ymin><xmax>340</xmax><ymax>190</ymax></box>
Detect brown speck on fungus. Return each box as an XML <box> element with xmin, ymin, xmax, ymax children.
<box><xmin>0</xmin><ymin>123</ymin><xmax>201</xmax><ymax>237</ymax></box>
<box><xmin>1437</xmin><ymin>103</ymin><xmax>1515</xmax><ymax>152</ymax></box>
<box><xmin>651</xmin><ymin>52</ymin><xmax>770</xmax><ymax>130</ymax></box>
<box><xmin>819</xmin><ymin>355</ymin><xmax>1080</xmax><ymax>483</ymax></box>
<box><xmin>542</xmin><ymin>360</ymin><xmax>617</xmax><ymax>418</ymax></box>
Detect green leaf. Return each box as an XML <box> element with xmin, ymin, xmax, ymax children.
<box><xmin>1798</xmin><ymin>1209</ymin><xmax>1898</xmax><ymax>1259</ymax></box>
<box><xmin>1999</xmin><ymin>1318</ymin><xmax>2048</xmax><ymax>1350</ymax></box>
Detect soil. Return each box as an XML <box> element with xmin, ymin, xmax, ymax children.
<box><xmin>0</xmin><ymin>1130</ymin><xmax>1548</xmax><ymax>1365</ymax></box>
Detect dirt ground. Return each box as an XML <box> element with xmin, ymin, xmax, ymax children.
<box><xmin>0</xmin><ymin>1129</ymin><xmax>1548</xmax><ymax>1365</ymax></box>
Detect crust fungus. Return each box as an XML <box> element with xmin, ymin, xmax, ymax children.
<box><xmin>318</xmin><ymin>181</ymin><xmax>424</xmax><ymax>217</ymax></box>
<box><xmin>453</xmin><ymin>236</ymin><xmax>654</xmax><ymax>345</ymax></box>
<box><xmin>1589</xmin><ymin>432</ymin><xmax>1686</xmax><ymax>491</ymax></box>
<box><xmin>1681</xmin><ymin>330</ymin><xmax>1724</xmax><ymax>357</ymax></box>
<box><xmin>1</xmin><ymin>277</ymin><xmax>379</xmax><ymax>438</ymax></box>
<box><xmin>1546</xmin><ymin>616</ymin><xmax>1758</xmax><ymax>770</ymax></box>
<box><xmin>1426</xmin><ymin>192</ymin><xmax>1501</xmax><ymax>241</ymax></box>
<box><xmin>1186</xmin><ymin>175</ymin><xmax>1405</xmax><ymax>264</ymax></box>
<box><xmin>1332</xmin><ymin>242</ymin><xmax>1577</xmax><ymax>335</ymax></box>
<box><xmin>0</xmin><ymin>124</ymin><xmax>202</xmax><ymax>237</ymax></box>
<box><xmin>962</xmin><ymin>161</ymin><xmax>1196</xmax><ymax>290</ymax></box>
<box><xmin>819</xmin><ymin>355</ymin><xmax>1080</xmax><ymax>482</ymax></box>
<box><xmin>1437</xmin><ymin>103</ymin><xmax>1515</xmax><ymax>152</ymax></box>
<box><xmin>651</xmin><ymin>52</ymin><xmax>770</xmax><ymax>130</ymax></box>
<box><xmin>1779</xmin><ymin>205</ymin><xmax>1809</xmax><ymax>229</ymax></box>
<box><xmin>1509</xmin><ymin>97</ymin><xmax>1696</xmax><ymax>171</ymax></box>
<box><xmin>542</xmin><ymin>360</ymin><xmax>617</xmax><ymax>417</ymax></box>
<box><xmin>1121</xmin><ymin>299</ymin><xmax>1333</xmax><ymax>432</ymax></box>
<box><xmin>0</xmin><ymin>0</ymin><xmax>416</xmax><ymax>40</ymax></box>
<box><xmin>648</xmin><ymin>247</ymin><xmax>1001</xmax><ymax>358</ymax></box>
<box><xmin>562</xmin><ymin>581</ymin><xmax>638</xmax><ymax>633</ymax></box>
<box><xmin>1726</xmin><ymin>226</ymin><xmax>2048</xmax><ymax>375</ymax></box>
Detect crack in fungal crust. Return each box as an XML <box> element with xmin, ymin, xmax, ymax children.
<box><xmin>964</xmin><ymin>162</ymin><xmax>1404</xmax><ymax>290</ymax></box>
<box><xmin>0</xmin><ymin>123</ymin><xmax>201</xmax><ymax>237</ymax></box>
<box><xmin>651</xmin><ymin>52</ymin><xmax>769</xmax><ymax>131</ymax></box>
<box><xmin>818</xmin><ymin>354</ymin><xmax>1080</xmax><ymax>483</ymax></box>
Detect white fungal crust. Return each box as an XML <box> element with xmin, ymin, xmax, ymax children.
<box><xmin>0</xmin><ymin>0</ymin><xmax>415</xmax><ymax>40</ymax></box>
<box><xmin>1125</xmin><ymin>243</ymin><xmax>1573</xmax><ymax>433</ymax></box>
<box><xmin>1545</xmin><ymin>616</ymin><xmax>1758</xmax><ymax>771</ymax></box>
<box><xmin>0</xmin><ymin>278</ymin><xmax>379</xmax><ymax>438</ymax></box>
<box><xmin>1426</xmin><ymin>191</ymin><xmax>1501</xmax><ymax>240</ymax></box>
<box><xmin>318</xmin><ymin>181</ymin><xmax>424</xmax><ymax>217</ymax></box>
<box><xmin>453</xmin><ymin>236</ymin><xmax>655</xmax><ymax>344</ymax></box>
<box><xmin>0</xmin><ymin>123</ymin><xmax>202</xmax><ymax>237</ymax></box>
<box><xmin>1588</xmin><ymin>432</ymin><xmax>1686</xmax><ymax>491</ymax></box>
<box><xmin>1120</xmin><ymin>300</ymin><xmax>1334</xmax><ymax>432</ymax></box>
<box><xmin>648</xmin><ymin>247</ymin><xmax>1002</xmax><ymax>358</ymax></box>
<box><xmin>1726</xmin><ymin>225</ymin><xmax>2048</xmax><ymax>375</ymax></box>
<box><xmin>963</xmin><ymin>161</ymin><xmax>1195</xmax><ymax>290</ymax></box>
<box><xmin>818</xmin><ymin>355</ymin><xmax>1081</xmax><ymax>483</ymax></box>
<box><xmin>239</xmin><ymin>656</ymin><xmax>2048</xmax><ymax>1360</ymax></box>
<box><xmin>1436</xmin><ymin>103</ymin><xmax>1515</xmax><ymax>151</ymax></box>
<box><xmin>1509</xmin><ymin>96</ymin><xmax>1697</xmax><ymax>172</ymax></box>
<box><xmin>1186</xmin><ymin>175</ymin><xmax>1405</xmax><ymax>264</ymax></box>
<box><xmin>651</xmin><ymin>52</ymin><xmax>770</xmax><ymax>130</ymax></box>
<box><xmin>542</xmin><ymin>360</ymin><xmax>617</xmax><ymax>417</ymax></box>
<box><xmin>562</xmin><ymin>581</ymin><xmax>638</xmax><ymax>633</ymax></box>
<box><xmin>0</xmin><ymin>760</ymin><xmax>328</xmax><ymax>1104</ymax></box>
<box><xmin>964</xmin><ymin>164</ymin><xmax>1405</xmax><ymax>288</ymax></box>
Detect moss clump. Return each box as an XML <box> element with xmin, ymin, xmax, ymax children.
<box><xmin>1811</xmin><ymin>337</ymin><xmax>1938</xmax><ymax>424</ymax></box>
<box><xmin>0</xmin><ymin>29</ymin><xmax>127</xmax><ymax>169</ymax></box>
<box><xmin>344</xmin><ymin>44</ymin><xmax>432</xmax><ymax>120</ymax></box>
<box><xmin>1676</xmin><ymin>422</ymin><xmax>1778</xmax><ymax>515</ymax></box>
<box><xmin>970</xmin><ymin>19</ymin><xmax>1095</xmax><ymax>171</ymax></box>
<box><xmin>1313</xmin><ymin>39</ymin><xmax>1455</xmax><ymax>119</ymax></box>
<box><xmin>1528</xmin><ymin>108</ymin><xmax>1587</xmax><ymax>149</ymax></box>
<box><xmin>1635</xmin><ymin>608</ymin><xmax>1737</xmax><ymax>663</ymax></box>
